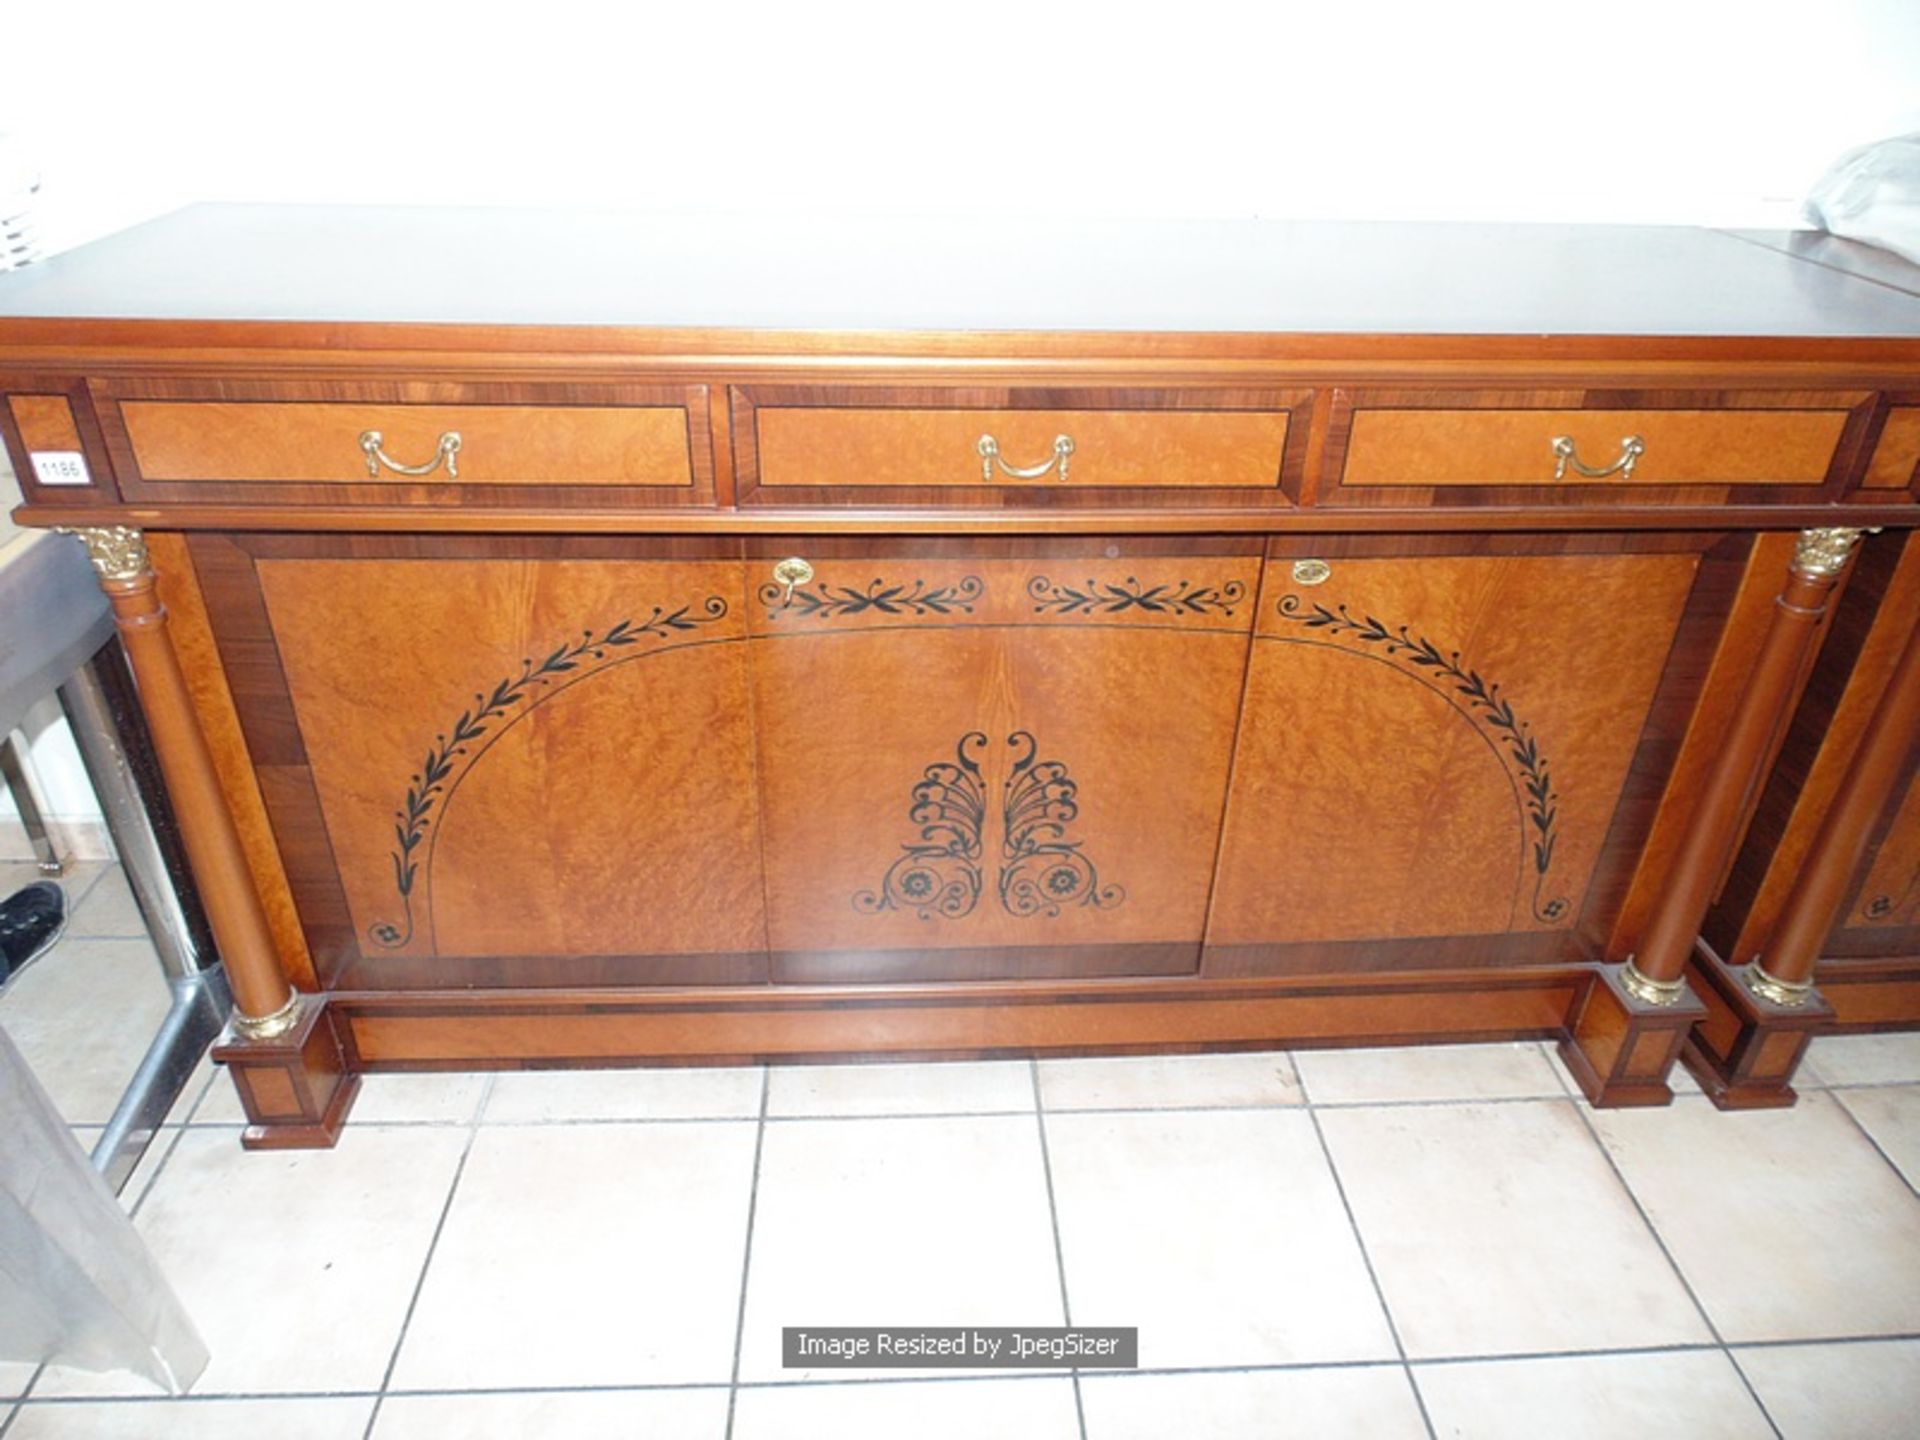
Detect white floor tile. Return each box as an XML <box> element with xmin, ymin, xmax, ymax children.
<box><xmin>1319</xmin><ymin>1101</ymin><xmax>1709</xmax><ymax>1358</ymax></box>
<box><xmin>1803</xmin><ymin>1032</ymin><xmax>1920</xmax><ymax>1087</ymax></box>
<box><xmin>372</xmin><ymin>1388</ymin><xmax>730</xmax><ymax>1438</ymax></box>
<box><xmin>6</xmin><ymin>1397</ymin><xmax>375</xmax><ymax>1438</ymax></box>
<box><xmin>197</xmin><ymin>1069</ymin><xmax>488</xmax><ymax>1126</ymax></box>
<box><xmin>766</xmin><ymin>1060</ymin><xmax>1033</xmax><ymax>1117</ymax></box>
<box><xmin>1734</xmin><ymin>1338</ymin><xmax>1920</xmax><ymax>1439</ymax></box>
<box><xmin>739</xmin><ymin>1116</ymin><xmax>1062</xmax><ymax>1381</ymax></box>
<box><xmin>731</xmin><ymin>1377</ymin><xmax>1079</xmax><ymax>1439</ymax></box>
<box><xmin>1414</xmin><ymin>1350</ymin><xmax>1774</xmax><ymax>1439</ymax></box>
<box><xmin>1047</xmin><ymin>1109</ymin><xmax>1398</xmax><ymax>1368</ymax></box>
<box><xmin>391</xmin><ymin>1122</ymin><xmax>756</xmax><ymax>1389</ymax></box>
<box><xmin>485</xmin><ymin>1065</ymin><xmax>763</xmax><ymax>1122</ymax></box>
<box><xmin>1080</xmin><ymin>1366</ymin><xmax>1428</xmax><ymax>1440</ymax></box>
<box><xmin>1296</xmin><ymin>1042</ymin><xmax>1563</xmax><ymax>1104</ymax></box>
<box><xmin>1592</xmin><ymin>1094</ymin><xmax>1920</xmax><ymax>1342</ymax></box>
<box><xmin>0</xmin><ymin>1362</ymin><xmax>36</xmax><ymax>1401</ymax></box>
<box><xmin>1834</xmin><ymin>1086</ymin><xmax>1920</xmax><ymax>1191</ymax></box>
<box><xmin>66</xmin><ymin>867</ymin><xmax>148</xmax><ymax>939</ymax></box>
<box><xmin>34</xmin><ymin>1127</ymin><xmax>465</xmax><ymax>1397</ymax></box>
<box><xmin>0</xmin><ymin>937</ymin><xmax>173</xmax><ymax>1125</ymax></box>
<box><xmin>1037</xmin><ymin>1050</ymin><xmax>1302</xmax><ymax>1110</ymax></box>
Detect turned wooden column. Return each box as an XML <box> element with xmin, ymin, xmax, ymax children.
<box><xmin>59</xmin><ymin>526</ymin><xmax>299</xmax><ymax>1038</ymax></box>
<box><xmin>1742</xmin><ymin>597</ymin><xmax>1920</xmax><ymax>1006</ymax></box>
<box><xmin>1624</xmin><ymin>527</ymin><xmax>1868</xmax><ymax>1005</ymax></box>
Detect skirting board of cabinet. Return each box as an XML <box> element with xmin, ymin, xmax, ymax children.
<box><xmin>206</xmin><ymin>963</ymin><xmax>1693</xmax><ymax>1144</ymax></box>
<box><xmin>1812</xmin><ymin>955</ymin><xmax>1920</xmax><ymax>1031</ymax></box>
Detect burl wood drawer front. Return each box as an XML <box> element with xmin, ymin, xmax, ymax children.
<box><xmin>94</xmin><ymin>380</ymin><xmax>715</xmax><ymax>507</ymax></box>
<box><xmin>745</xmin><ymin>545</ymin><xmax>1261</xmax><ymax>982</ymax></box>
<box><xmin>1319</xmin><ymin>389</ymin><xmax>1874</xmax><ymax>505</ymax></box>
<box><xmin>1205</xmin><ymin>540</ymin><xmax>1705</xmax><ymax>976</ymax></box>
<box><xmin>734</xmin><ymin>386</ymin><xmax>1310</xmax><ymax>505</ymax></box>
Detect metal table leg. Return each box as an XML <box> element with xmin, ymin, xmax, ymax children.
<box><xmin>57</xmin><ymin>639</ymin><xmax>229</xmax><ymax>1193</ymax></box>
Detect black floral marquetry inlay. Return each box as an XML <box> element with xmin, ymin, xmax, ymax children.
<box><xmin>1027</xmin><ymin>575</ymin><xmax>1246</xmax><ymax>618</ymax></box>
<box><xmin>1275</xmin><ymin>594</ymin><xmax>1569</xmax><ymax>925</ymax></box>
<box><xmin>999</xmin><ymin>730</ymin><xmax>1125</xmax><ymax>917</ymax></box>
<box><xmin>371</xmin><ymin>599</ymin><xmax>728</xmax><ymax>950</ymax></box>
<box><xmin>760</xmin><ymin>576</ymin><xmax>983</xmax><ymax>620</ymax></box>
<box><xmin>856</xmin><ymin>730</ymin><xmax>1124</xmax><ymax>922</ymax></box>
<box><xmin>853</xmin><ymin>732</ymin><xmax>987</xmax><ymax>920</ymax></box>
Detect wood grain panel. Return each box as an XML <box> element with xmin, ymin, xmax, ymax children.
<box><xmin>89</xmin><ymin>377</ymin><xmax>717</xmax><ymax>510</ymax></box>
<box><xmin>340</xmin><ymin>971</ymin><xmax>1583</xmax><ymax>1065</ymax></box>
<box><xmin>248</xmin><ymin>556</ymin><xmax>770</xmax><ymax>979</ymax></box>
<box><xmin>8</xmin><ymin>393</ymin><xmax>82</xmax><ymax>451</ymax></box>
<box><xmin>1314</xmin><ymin>388</ymin><xmax>1877</xmax><ymax>511</ymax></box>
<box><xmin>1848</xmin><ymin>772</ymin><xmax>1920</xmax><ymax>931</ymax></box>
<box><xmin>121</xmin><ymin>401</ymin><xmax>694</xmax><ymax>486</ymax></box>
<box><xmin>755</xmin><ymin>407</ymin><xmax>1288</xmax><ymax>488</ymax></box>
<box><xmin>732</xmin><ymin>385</ymin><xmax>1313</xmax><ymax>510</ymax></box>
<box><xmin>1705</xmin><ymin>533</ymin><xmax>1920</xmax><ymax>963</ymax></box>
<box><xmin>1864</xmin><ymin>406</ymin><xmax>1920</xmax><ymax>489</ymax></box>
<box><xmin>747</xmin><ymin>553</ymin><xmax>1258</xmax><ymax>981</ymax></box>
<box><xmin>1342</xmin><ymin>407</ymin><xmax>1847</xmax><ymax>486</ymax></box>
<box><xmin>150</xmin><ymin>532</ymin><xmax>317</xmax><ymax>990</ymax></box>
<box><xmin>1611</xmin><ymin>533</ymin><xmax>1807</xmax><ymax>958</ymax></box>
<box><xmin>1207</xmin><ymin>545</ymin><xmax>1701</xmax><ymax>961</ymax></box>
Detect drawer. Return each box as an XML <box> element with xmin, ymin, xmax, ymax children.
<box><xmin>93</xmin><ymin>380</ymin><xmax>716</xmax><ymax>507</ymax></box>
<box><xmin>1863</xmin><ymin>404</ymin><xmax>1920</xmax><ymax>494</ymax></box>
<box><xmin>733</xmin><ymin>386</ymin><xmax>1312</xmax><ymax>505</ymax></box>
<box><xmin>1319</xmin><ymin>389</ymin><xmax>1875</xmax><ymax>504</ymax></box>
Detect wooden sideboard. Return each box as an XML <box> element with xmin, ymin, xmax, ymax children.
<box><xmin>4</xmin><ymin>208</ymin><xmax>1918</xmax><ymax>1146</ymax></box>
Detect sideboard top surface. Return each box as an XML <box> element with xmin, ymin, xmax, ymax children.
<box><xmin>2</xmin><ymin>204</ymin><xmax>1920</xmax><ymax>341</ymax></box>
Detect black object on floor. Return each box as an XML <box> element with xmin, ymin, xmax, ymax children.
<box><xmin>0</xmin><ymin>879</ymin><xmax>66</xmax><ymax>987</ymax></box>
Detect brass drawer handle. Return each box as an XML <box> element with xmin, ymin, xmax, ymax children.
<box><xmin>1291</xmin><ymin>559</ymin><xmax>1332</xmax><ymax>586</ymax></box>
<box><xmin>1551</xmin><ymin>433</ymin><xmax>1644</xmax><ymax>482</ymax></box>
<box><xmin>360</xmin><ymin>429</ymin><xmax>462</xmax><ymax>479</ymax></box>
<box><xmin>771</xmin><ymin>556</ymin><xmax>814</xmax><ymax>606</ymax></box>
<box><xmin>978</xmin><ymin>433</ymin><xmax>1074</xmax><ymax>483</ymax></box>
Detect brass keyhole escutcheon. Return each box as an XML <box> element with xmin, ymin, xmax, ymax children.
<box><xmin>771</xmin><ymin>556</ymin><xmax>815</xmax><ymax>607</ymax></box>
<box><xmin>1291</xmin><ymin>558</ymin><xmax>1332</xmax><ymax>586</ymax></box>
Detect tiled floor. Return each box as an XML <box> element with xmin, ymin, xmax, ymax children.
<box><xmin>3</xmin><ymin>865</ymin><xmax>1920</xmax><ymax>1437</ymax></box>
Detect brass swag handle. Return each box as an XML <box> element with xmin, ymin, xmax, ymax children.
<box><xmin>361</xmin><ymin>429</ymin><xmax>462</xmax><ymax>479</ymax></box>
<box><xmin>1551</xmin><ymin>433</ymin><xmax>1644</xmax><ymax>482</ymax></box>
<box><xmin>978</xmin><ymin>433</ymin><xmax>1074</xmax><ymax>483</ymax></box>
<box><xmin>771</xmin><ymin>556</ymin><xmax>814</xmax><ymax>607</ymax></box>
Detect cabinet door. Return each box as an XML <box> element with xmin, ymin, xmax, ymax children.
<box><xmin>746</xmin><ymin>544</ymin><xmax>1260</xmax><ymax>982</ymax></box>
<box><xmin>197</xmin><ymin>536</ymin><xmax>769</xmax><ymax>989</ymax></box>
<box><xmin>1206</xmin><ymin>539</ymin><xmax>1706</xmax><ymax>974</ymax></box>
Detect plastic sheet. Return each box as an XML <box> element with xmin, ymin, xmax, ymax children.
<box><xmin>0</xmin><ymin>1023</ymin><xmax>206</xmax><ymax>1392</ymax></box>
<box><xmin>1804</xmin><ymin>132</ymin><xmax>1920</xmax><ymax>266</ymax></box>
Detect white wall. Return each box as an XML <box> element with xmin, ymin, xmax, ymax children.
<box><xmin>1</xmin><ymin>0</ymin><xmax>1917</xmax><ymax>854</ymax></box>
<box><xmin>3</xmin><ymin>0</ymin><xmax>1919</xmax><ymax>253</ymax></box>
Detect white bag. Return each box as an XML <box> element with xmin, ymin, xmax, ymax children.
<box><xmin>1803</xmin><ymin>133</ymin><xmax>1920</xmax><ymax>266</ymax></box>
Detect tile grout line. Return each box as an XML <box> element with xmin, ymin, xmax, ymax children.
<box><xmin>359</xmin><ymin>1072</ymin><xmax>495</xmax><ymax>1440</ymax></box>
<box><xmin>1825</xmin><ymin>1087</ymin><xmax>1920</xmax><ymax>1199</ymax></box>
<box><xmin>1029</xmin><ymin>1059</ymin><xmax>1088</xmax><ymax>1440</ymax></box>
<box><xmin>13</xmin><ymin>1333</ymin><xmax>1920</xmax><ymax>1411</ymax></box>
<box><xmin>1550</xmin><ymin>1055</ymin><xmax>1785</xmax><ymax>1440</ymax></box>
<box><xmin>1298</xmin><ymin>1069</ymin><xmax>1439</xmax><ymax>1440</ymax></box>
<box><xmin>143</xmin><ymin>1074</ymin><xmax>1920</xmax><ymax>1135</ymax></box>
<box><xmin>723</xmin><ymin>1067</ymin><xmax>772</xmax><ymax>1440</ymax></box>
<box><xmin>118</xmin><ymin>1058</ymin><xmax>223</xmax><ymax>1220</ymax></box>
